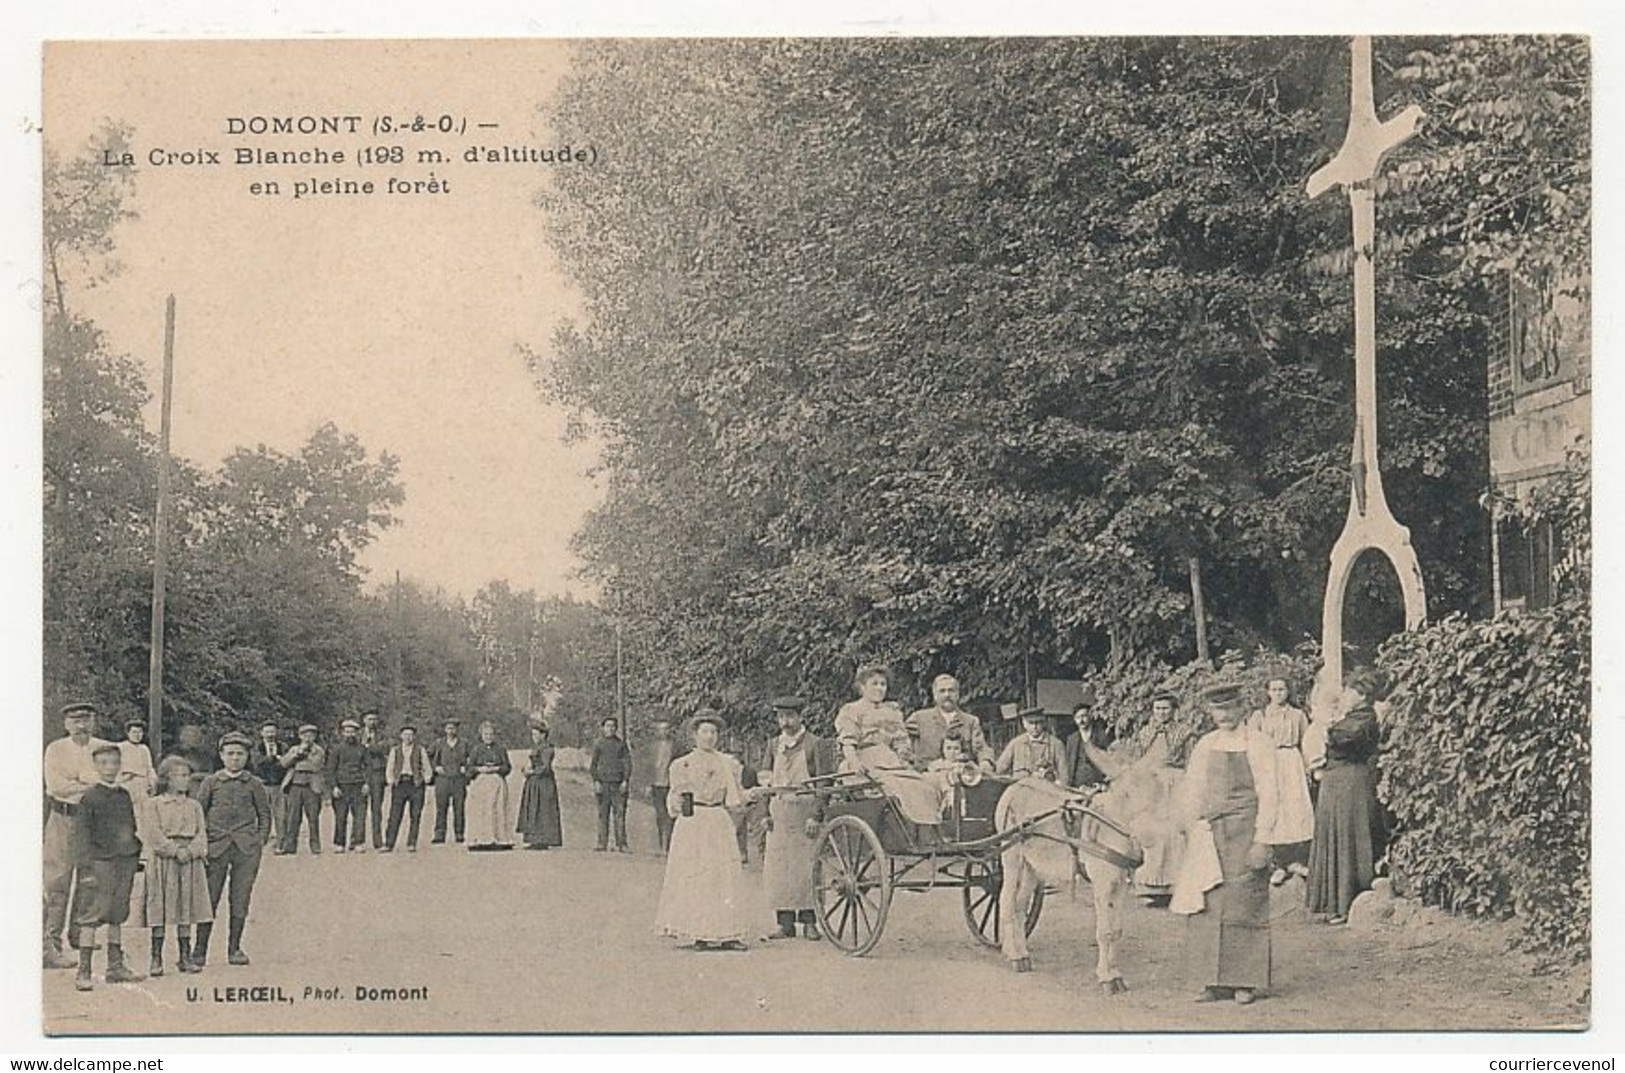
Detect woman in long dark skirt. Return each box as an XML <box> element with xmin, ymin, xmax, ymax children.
<box><xmin>1306</xmin><ymin>666</ymin><xmax>1388</xmax><ymax>924</ymax></box>
<box><xmin>516</xmin><ymin>723</ymin><xmax>563</xmax><ymax>849</ymax></box>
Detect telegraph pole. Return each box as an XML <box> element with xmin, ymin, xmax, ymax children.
<box><xmin>147</xmin><ymin>296</ymin><xmax>177</xmax><ymax>757</ymax></box>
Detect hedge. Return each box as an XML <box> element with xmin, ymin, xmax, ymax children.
<box><xmin>1376</xmin><ymin>597</ymin><xmax>1591</xmax><ymax>960</ymax></box>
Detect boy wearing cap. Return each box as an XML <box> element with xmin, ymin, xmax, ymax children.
<box><xmin>756</xmin><ymin>696</ymin><xmax>830</xmax><ymax>940</ymax></box>
<box><xmin>590</xmin><ymin>717</ymin><xmax>632</xmax><ymax>852</ymax></box>
<box><xmin>117</xmin><ymin>718</ymin><xmax>157</xmax><ymax>798</ymax></box>
<box><xmin>324</xmin><ymin>718</ymin><xmax>369</xmax><ymax>852</ymax></box>
<box><xmin>429</xmin><ymin>719</ymin><xmax>470</xmax><ymax>844</ymax></box>
<box><xmin>384</xmin><ymin>725</ymin><xmax>434</xmax><ymax>852</ymax></box>
<box><xmin>995</xmin><ymin>708</ymin><xmax>1068</xmax><ymax>785</ymax></box>
<box><xmin>43</xmin><ymin>702</ymin><xmax>109</xmax><ymax>968</ymax></box>
<box><xmin>193</xmin><ymin>731</ymin><xmax>272</xmax><ymax>968</ymax></box>
<box><xmin>72</xmin><ymin>742</ymin><xmax>145</xmax><ymax>989</ymax></box>
<box><xmin>278</xmin><ymin>724</ymin><xmax>326</xmax><ymax>855</ymax></box>
<box><xmin>360</xmin><ymin>711</ymin><xmax>391</xmax><ymax>849</ymax></box>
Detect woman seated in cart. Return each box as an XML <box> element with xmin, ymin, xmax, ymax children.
<box><xmin>834</xmin><ymin>663</ymin><xmax>946</xmax><ymax>827</ymax></box>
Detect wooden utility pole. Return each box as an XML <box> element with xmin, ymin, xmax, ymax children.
<box><xmin>1188</xmin><ymin>555</ymin><xmax>1210</xmax><ymax>665</ymax></box>
<box><xmin>147</xmin><ymin>296</ymin><xmax>177</xmax><ymax>757</ymax></box>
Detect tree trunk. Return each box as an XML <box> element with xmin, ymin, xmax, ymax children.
<box><xmin>1188</xmin><ymin>555</ymin><xmax>1211</xmax><ymax>665</ymax></box>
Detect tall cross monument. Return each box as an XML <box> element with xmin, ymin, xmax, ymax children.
<box><xmin>1307</xmin><ymin>36</ymin><xmax>1428</xmax><ymax>690</ymax></box>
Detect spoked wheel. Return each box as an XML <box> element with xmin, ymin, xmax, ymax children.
<box><xmin>813</xmin><ymin>815</ymin><xmax>892</xmax><ymax>956</ymax></box>
<box><xmin>962</xmin><ymin>858</ymin><xmax>1044</xmax><ymax>949</ymax></box>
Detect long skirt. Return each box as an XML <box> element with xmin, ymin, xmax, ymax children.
<box><xmin>1186</xmin><ymin>809</ymin><xmax>1272</xmax><ymax>990</ymax></box>
<box><xmin>844</xmin><ymin>748</ymin><xmax>942</xmax><ymax>826</ymax></box>
<box><xmin>655</xmin><ymin>806</ymin><xmax>746</xmax><ymax>943</ymax></box>
<box><xmin>516</xmin><ymin>772</ymin><xmax>563</xmax><ymax>847</ymax></box>
<box><xmin>465</xmin><ymin>772</ymin><xmax>513</xmax><ymax>847</ymax></box>
<box><xmin>1259</xmin><ymin>747</ymin><xmax>1316</xmax><ymax>845</ymax></box>
<box><xmin>132</xmin><ymin>853</ymin><xmax>213</xmax><ymax>928</ymax></box>
<box><xmin>762</xmin><ymin>793</ymin><xmax>819</xmax><ymax>911</ymax></box>
<box><xmin>1306</xmin><ymin>761</ymin><xmax>1384</xmax><ymax>917</ymax></box>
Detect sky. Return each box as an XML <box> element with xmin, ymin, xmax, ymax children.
<box><xmin>44</xmin><ymin>39</ymin><xmax>601</xmax><ymax>599</ymax></box>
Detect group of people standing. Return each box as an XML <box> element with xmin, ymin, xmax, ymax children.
<box><xmin>42</xmin><ymin>705</ymin><xmax>570</xmax><ymax>994</ymax></box>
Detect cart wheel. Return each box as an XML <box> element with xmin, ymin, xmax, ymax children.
<box><xmin>813</xmin><ymin>815</ymin><xmax>892</xmax><ymax>956</ymax></box>
<box><xmin>963</xmin><ymin>859</ymin><xmax>1043</xmax><ymax>949</ymax></box>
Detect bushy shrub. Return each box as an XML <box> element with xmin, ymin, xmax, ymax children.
<box><xmin>1377</xmin><ymin>598</ymin><xmax>1590</xmax><ymax>960</ymax></box>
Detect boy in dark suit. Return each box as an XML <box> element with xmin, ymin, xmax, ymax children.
<box><xmin>73</xmin><ymin>743</ymin><xmax>145</xmax><ymax>990</ymax></box>
<box><xmin>428</xmin><ymin>718</ymin><xmax>470</xmax><ymax>844</ymax></box>
<box><xmin>193</xmin><ymin>731</ymin><xmax>272</xmax><ymax>968</ymax></box>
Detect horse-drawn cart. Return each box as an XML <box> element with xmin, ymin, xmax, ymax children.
<box><xmin>802</xmin><ymin>769</ymin><xmax>1143</xmax><ymax>956</ymax></box>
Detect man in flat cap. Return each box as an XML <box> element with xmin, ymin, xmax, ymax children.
<box><xmin>359</xmin><ymin>711</ymin><xmax>391</xmax><ymax>850</ymax></box>
<box><xmin>194</xmin><ymin>730</ymin><xmax>272</xmax><ymax>968</ymax></box>
<box><xmin>42</xmin><ymin>702</ymin><xmax>110</xmax><ymax>968</ymax></box>
<box><xmin>907</xmin><ymin>674</ymin><xmax>994</xmax><ymax>772</ymax></box>
<box><xmin>278</xmin><ymin>723</ymin><xmax>326</xmax><ymax>855</ymax></box>
<box><xmin>995</xmin><ymin>707</ymin><xmax>1068</xmax><ymax>785</ymax></box>
<box><xmin>116</xmin><ymin>717</ymin><xmax>157</xmax><ymax>799</ymax></box>
<box><xmin>324</xmin><ymin>718</ymin><xmax>369</xmax><ymax>853</ymax></box>
<box><xmin>756</xmin><ymin>696</ymin><xmax>832</xmax><ymax>940</ymax></box>
<box><xmin>429</xmin><ymin>718</ymin><xmax>471</xmax><ymax>845</ymax></box>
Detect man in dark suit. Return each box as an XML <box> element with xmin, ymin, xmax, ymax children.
<box><xmin>589</xmin><ymin>717</ymin><xmax>632</xmax><ymax>852</ymax></box>
<box><xmin>359</xmin><ymin>711</ymin><xmax>390</xmax><ymax>849</ymax></box>
<box><xmin>253</xmin><ymin>722</ymin><xmax>287</xmax><ymax>850</ymax></box>
<box><xmin>324</xmin><ymin>718</ymin><xmax>369</xmax><ymax>852</ymax></box>
<box><xmin>428</xmin><ymin>718</ymin><xmax>470</xmax><ymax>844</ymax></box>
<box><xmin>1064</xmin><ymin>693</ymin><xmax>1116</xmax><ymax>792</ymax></box>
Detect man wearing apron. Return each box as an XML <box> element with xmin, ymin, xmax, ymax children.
<box><xmin>758</xmin><ymin>696</ymin><xmax>831</xmax><ymax>940</ymax></box>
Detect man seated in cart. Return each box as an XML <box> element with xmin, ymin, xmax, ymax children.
<box><xmin>834</xmin><ymin>663</ymin><xmax>946</xmax><ymax>827</ymax></box>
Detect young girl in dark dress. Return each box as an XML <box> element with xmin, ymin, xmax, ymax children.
<box><xmin>516</xmin><ymin>723</ymin><xmax>563</xmax><ymax>849</ymax></box>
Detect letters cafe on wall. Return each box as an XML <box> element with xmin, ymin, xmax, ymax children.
<box><xmin>1485</xmin><ymin>273</ymin><xmax>1590</xmax><ymax>612</ymax></box>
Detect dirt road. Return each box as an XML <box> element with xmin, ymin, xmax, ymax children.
<box><xmin>45</xmin><ymin>769</ymin><xmax>1585</xmax><ymax>1035</ymax></box>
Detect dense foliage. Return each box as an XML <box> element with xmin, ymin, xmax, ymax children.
<box><xmin>1377</xmin><ymin>455</ymin><xmax>1590</xmax><ymax>959</ymax></box>
<box><xmin>538</xmin><ymin>37</ymin><xmax>1586</xmax><ymax>735</ymax></box>
<box><xmin>1377</xmin><ymin>600</ymin><xmax>1589</xmax><ymax>959</ymax></box>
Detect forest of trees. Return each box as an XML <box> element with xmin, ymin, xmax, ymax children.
<box><xmin>43</xmin><ymin>127</ymin><xmax>620</xmax><ymax>748</ymax></box>
<box><xmin>537</xmin><ymin>36</ymin><xmax>1589</xmax><ymax>734</ymax></box>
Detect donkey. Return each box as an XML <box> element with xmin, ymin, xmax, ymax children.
<box><xmin>992</xmin><ymin>745</ymin><xmax>1185</xmax><ymax>995</ymax></box>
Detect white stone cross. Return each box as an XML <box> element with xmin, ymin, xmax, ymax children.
<box><xmin>1307</xmin><ymin>36</ymin><xmax>1428</xmax><ymax>692</ymax></box>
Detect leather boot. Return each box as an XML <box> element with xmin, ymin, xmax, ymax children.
<box><xmin>43</xmin><ymin>896</ymin><xmax>74</xmax><ymax>969</ymax></box>
<box><xmin>104</xmin><ymin>943</ymin><xmax>145</xmax><ymax>983</ymax></box>
<box><xmin>227</xmin><ymin>916</ymin><xmax>250</xmax><ymax>965</ymax></box>
<box><xmin>192</xmin><ymin>922</ymin><xmax>212</xmax><ymax>968</ymax></box>
<box><xmin>149</xmin><ymin>929</ymin><xmax>165</xmax><ymax>977</ymax></box>
<box><xmin>177</xmin><ymin>936</ymin><xmax>198</xmax><ymax>974</ymax></box>
<box><xmin>74</xmin><ymin>948</ymin><xmax>94</xmax><ymax>992</ymax></box>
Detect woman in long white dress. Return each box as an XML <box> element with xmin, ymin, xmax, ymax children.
<box><xmin>1246</xmin><ymin>677</ymin><xmax>1315</xmax><ymax>884</ymax></box>
<box><xmin>464</xmin><ymin>720</ymin><xmax>514</xmax><ymax>850</ymax></box>
<box><xmin>834</xmin><ymin>664</ymin><xmax>941</xmax><ymax>825</ymax></box>
<box><xmin>655</xmin><ymin>710</ymin><xmax>748</xmax><ymax>950</ymax></box>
